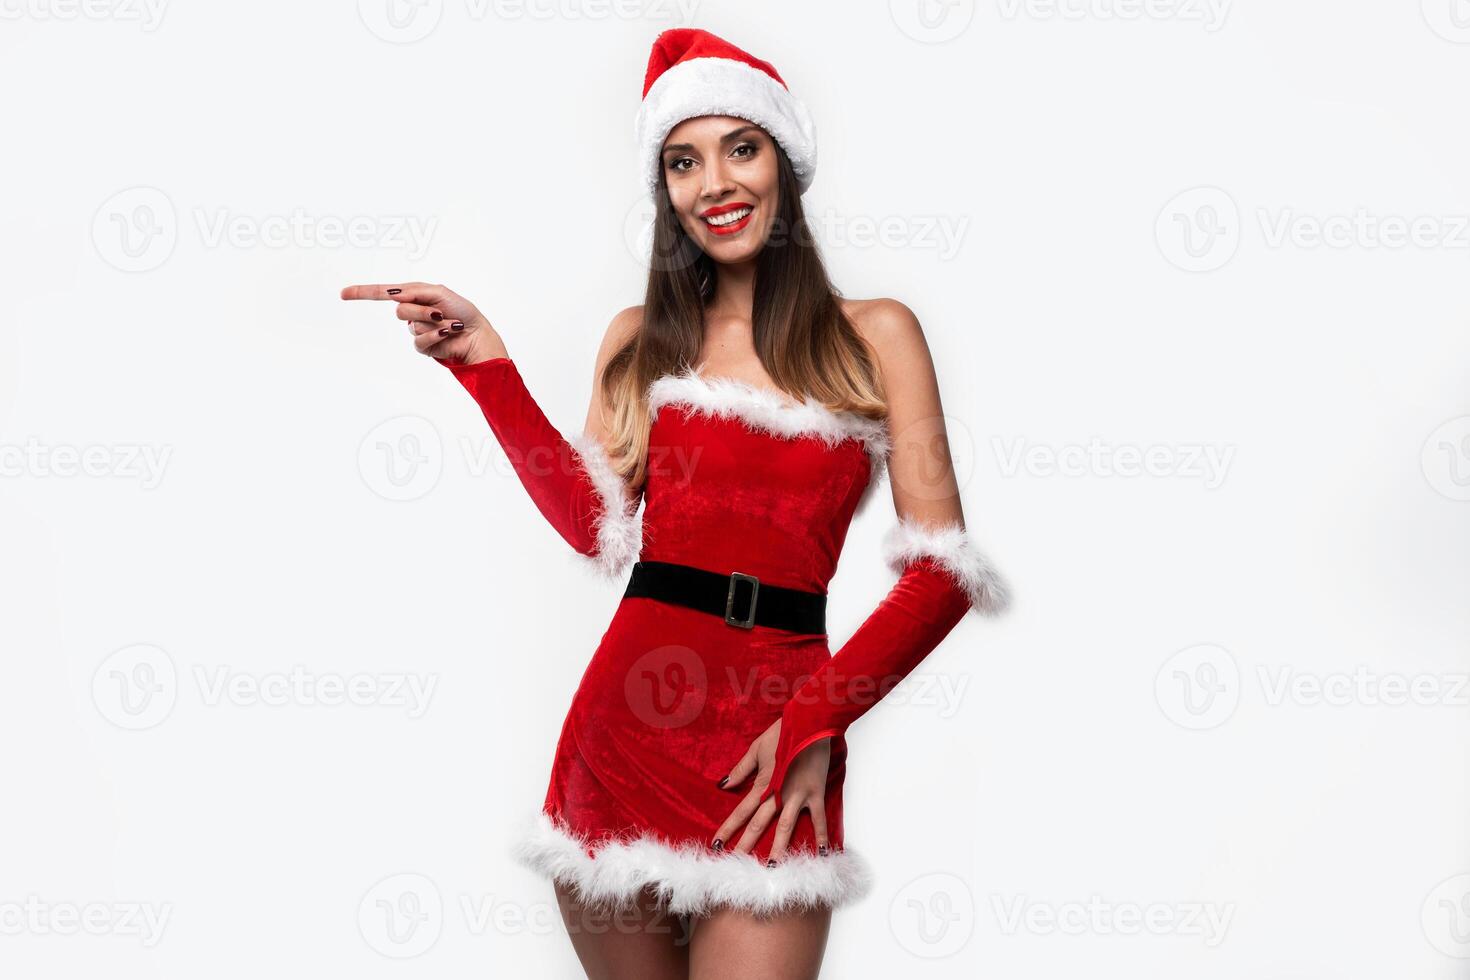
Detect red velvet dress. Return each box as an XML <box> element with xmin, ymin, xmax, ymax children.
<box><xmin>440</xmin><ymin>357</ymin><xmax>1010</xmax><ymax>917</ymax></box>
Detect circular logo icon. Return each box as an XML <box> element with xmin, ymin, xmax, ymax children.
<box><xmin>1422</xmin><ymin>873</ymin><xmax>1470</xmax><ymax>957</ymax></box>
<box><xmin>1422</xmin><ymin>0</ymin><xmax>1470</xmax><ymax>43</ymax></box>
<box><xmin>1155</xmin><ymin>643</ymin><xmax>1239</xmax><ymax>730</ymax></box>
<box><xmin>92</xmin><ymin>186</ymin><xmax>177</xmax><ymax>273</ymax></box>
<box><xmin>624</xmin><ymin>644</ymin><xmax>707</xmax><ymax>731</ymax></box>
<box><xmin>357</xmin><ymin>0</ymin><xmax>443</xmax><ymax>44</ymax></box>
<box><xmin>1156</xmin><ymin>186</ymin><xmax>1240</xmax><ymax>272</ymax></box>
<box><xmin>889</xmin><ymin>0</ymin><xmax>977</xmax><ymax>44</ymax></box>
<box><xmin>1421</xmin><ymin>416</ymin><xmax>1470</xmax><ymax>502</ymax></box>
<box><xmin>358</xmin><ymin>872</ymin><xmax>443</xmax><ymax>958</ymax></box>
<box><xmin>92</xmin><ymin>643</ymin><xmax>178</xmax><ymax>730</ymax></box>
<box><xmin>888</xmin><ymin>411</ymin><xmax>977</xmax><ymax>500</ymax></box>
<box><xmin>359</xmin><ymin>415</ymin><xmax>443</xmax><ymax>502</ymax></box>
<box><xmin>888</xmin><ymin>872</ymin><xmax>975</xmax><ymax>958</ymax></box>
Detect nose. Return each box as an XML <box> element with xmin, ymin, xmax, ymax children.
<box><xmin>699</xmin><ymin>155</ymin><xmax>736</xmax><ymax>200</ymax></box>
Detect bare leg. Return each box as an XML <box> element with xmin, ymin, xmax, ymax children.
<box><xmin>687</xmin><ymin>904</ymin><xmax>832</xmax><ymax>980</ymax></box>
<box><xmin>551</xmin><ymin>880</ymin><xmax>692</xmax><ymax>980</ymax></box>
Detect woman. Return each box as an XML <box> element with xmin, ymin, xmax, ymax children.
<box><xmin>343</xmin><ymin>28</ymin><xmax>1009</xmax><ymax>979</ymax></box>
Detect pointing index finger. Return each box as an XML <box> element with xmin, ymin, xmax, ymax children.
<box><xmin>339</xmin><ymin>284</ymin><xmax>406</xmax><ymax>301</ymax></box>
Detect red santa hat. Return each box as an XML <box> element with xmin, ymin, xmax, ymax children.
<box><xmin>634</xmin><ymin>28</ymin><xmax>817</xmax><ymax>197</ymax></box>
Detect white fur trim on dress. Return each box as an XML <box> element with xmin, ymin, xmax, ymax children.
<box><xmin>565</xmin><ymin>431</ymin><xmax>643</xmax><ymax>581</ymax></box>
<box><xmin>635</xmin><ymin>56</ymin><xmax>818</xmax><ymax>195</ymax></box>
<box><xmin>511</xmin><ymin>809</ymin><xmax>874</xmax><ymax>917</ymax></box>
<box><xmin>881</xmin><ymin>516</ymin><xmax>1012</xmax><ymax>616</ymax></box>
<box><xmin>647</xmin><ymin>367</ymin><xmax>891</xmax><ymax>515</ymax></box>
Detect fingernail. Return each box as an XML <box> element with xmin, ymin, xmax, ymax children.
<box><xmin>431</xmin><ymin>311</ymin><xmax>443</xmax><ymax>321</ymax></box>
<box><xmin>716</xmin><ymin>776</ymin><xmax>728</xmax><ymax>788</ymax></box>
<box><xmin>766</xmin><ymin>858</ymin><xmax>777</xmax><ymax>868</ymax></box>
<box><xmin>438</xmin><ymin>328</ymin><xmax>450</xmax><ymax>337</ymax></box>
<box><xmin>818</xmin><ymin>845</ymin><xmax>828</xmax><ymax>856</ymax></box>
<box><xmin>451</xmin><ymin>322</ymin><xmax>465</xmax><ymax>331</ymax></box>
<box><xmin>711</xmin><ymin>839</ymin><xmax>723</xmax><ymax>851</ymax></box>
<box><xmin>386</xmin><ymin>288</ymin><xmax>402</xmax><ymax>295</ymax></box>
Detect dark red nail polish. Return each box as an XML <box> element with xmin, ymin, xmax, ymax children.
<box><xmin>387</xmin><ymin>288</ymin><xmax>402</xmax><ymax>295</ymax></box>
<box><xmin>431</xmin><ymin>311</ymin><xmax>443</xmax><ymax>321</ymax></box>
<box><xmin>450</xmin><ymin>321</ymin><xmax>464</xmax><ymax>329</ymax></box>
<box><xmin>818</xmin><ymin>845</ymin><xmax>828</xmax><ymax>856</ymax></box>
<box><xmin>438</xmin><ymin>328</ymin><xmax>450</xmax><ymax>336</ymax></box>
<box><xmin>766</xmin><ymin>858</ymin><xmax>777</xmax><ymax>868</ymax></box>
<box><xmin>716</xmin><ymin>776</ymin><xmax>728</xmax><ymax>788</ymax></box>
<box><xmin>711</xmin><ymin>839</ymin><xmax>723</xmax><ymax>851</ymax></box>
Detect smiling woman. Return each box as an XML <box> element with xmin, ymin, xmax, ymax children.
<box><xmin>342</xmin><ymin>25</ymin><xmax>1011</xmax><ymax>980</ymax></box>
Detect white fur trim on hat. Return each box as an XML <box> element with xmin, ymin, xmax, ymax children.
<box><xmin>565</xmin><ymin>431</ymin><xmax>643</xmax><ymax>580</ymax></box>
<box><xmin>511</xmin><ymin>809</ymin><xmax>873</xmax><ymax>917</ymax></box>
<box><xmin>646</xmin><ymin>367</ymin><xmax>891</xmax><ymax>516</ymax></box>
<box><xmin>881</xmin><ymin>517</ymin><xmax>1012</xmax><ymax>616</ymax></box>
<box><xmin>635</xmin><ymin>56</ymin><xmax>818</xmax><ymax>195</ymax></box>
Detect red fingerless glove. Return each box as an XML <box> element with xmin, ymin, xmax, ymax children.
<box><xmin>760</xmin><ymin>518</ymin><xmax>1011</xmax><ymax>809</ymax></box>
<box><xmin>440</xmin><ymin>356</ymin><xmax>642</xmax><ymax>579</ymax></box>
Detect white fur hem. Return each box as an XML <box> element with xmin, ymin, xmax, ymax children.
<box><xmin>881</xmin><ymin>517</ymin><xmax>1012</xmax><ymax>616</ymax></box>
<box><xmin>634</xmin><ymin>56</ymin><xmax>817</xmax><ymax>195</ymax></box>
<box><xmin>511</xmin><ymin>810</ymin><xmax>874</xmax><ymax>917</ymax></box>
<box><xmin>565</xmin><ymin>432</ymin><xmax>643</xmax><ymax>580</ymax></box>
<box><xmin>647</xmin><ymin>368</ymin><xmax>891</xmax><ymax>512</ymax></box>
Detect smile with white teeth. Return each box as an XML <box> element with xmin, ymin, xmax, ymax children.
<box><xmin>704</xmin><ymin>206</ymin><xmax>753</xmax><ymax>226</ymax></box>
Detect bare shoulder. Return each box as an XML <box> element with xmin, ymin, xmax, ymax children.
<box><xmin>839</xmin><ymin>297</ymin><xmax>936</xmax><ymax>395</ymax></box>
<box><xmin>595</xmin><ymin>304</ymin><xmax>644</xmax><ymax>368</ymax></box>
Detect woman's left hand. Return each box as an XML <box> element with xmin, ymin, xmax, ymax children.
<box><xmin>712</xmin><ymin>719</ymin><xmax>832</xmax><ymax>862</ymax></box>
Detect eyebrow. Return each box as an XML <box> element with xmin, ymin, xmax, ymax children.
<box><xmin>662</xmin><ymin>125</ymin><xmax>763</xmax><ymax>156</ymax></box>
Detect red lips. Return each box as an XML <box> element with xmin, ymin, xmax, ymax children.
<box><xmin>700</xmin><ymin>202</ymin><xmax>755</xmax><ymax>236</ymax></box>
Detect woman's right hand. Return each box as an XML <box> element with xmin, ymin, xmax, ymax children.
<box><xmin>339</xmin><ymin>281</ymin><xmax>509</xmax><ymax>365</ymax></box>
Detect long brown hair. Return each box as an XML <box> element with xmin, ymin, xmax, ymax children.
<box><xmin>600</xmin><ymin>138</ymin><xmax>887</xmax><ymax>487</ymax></box>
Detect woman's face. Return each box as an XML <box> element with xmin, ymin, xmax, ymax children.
<box><xmin>660</xmin><ymin>115</ymin><xmax>780</xmax><ymax>264</ymax></box>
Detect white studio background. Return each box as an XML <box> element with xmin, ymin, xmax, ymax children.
<box><xmin>2</xmin><ymin>1</ymin><xmax>1467</xmax><ymax>978</ymax></box>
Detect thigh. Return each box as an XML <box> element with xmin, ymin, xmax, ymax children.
<box><xmin>552</xmin><ymin>880</ymin><xmax>691</xmax><ymax>980</ymax></box>
<box><xmin>688</xmin><ymin>905</ymin><xmax>832</xmax><ymax>980</ymax></box>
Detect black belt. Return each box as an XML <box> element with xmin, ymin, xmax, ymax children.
<box><xmin>622</xmin><ymin>560</ymin><xmax>826</xmax><ymax>636</ymax></box>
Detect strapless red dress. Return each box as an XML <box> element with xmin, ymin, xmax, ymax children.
<box><xmin>440</xmin><ymin>357</ymin><xmax>1010</xmax><ymax>917</ymax></box>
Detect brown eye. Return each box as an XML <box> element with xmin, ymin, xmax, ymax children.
<box><xmin>731</xmin><ymin>142</ymin><xmax>756</xmax><ymax>159</ymax></box>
